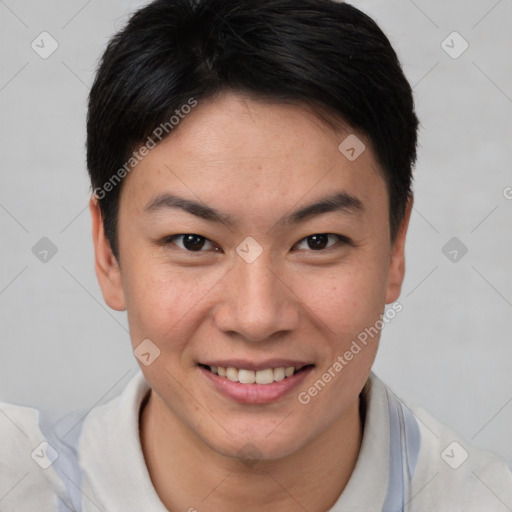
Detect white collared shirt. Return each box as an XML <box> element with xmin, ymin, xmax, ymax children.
<box><xmin>1</xmin><ymin>371</ymin><xmax>511</xmax><ymax>511</ymax></box>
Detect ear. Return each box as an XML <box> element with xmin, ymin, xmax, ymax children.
<box><xmin>385</xmin><ymin>196</ymin><xmax>413</xmax><ymax>304</ymax></box>
<box><xmin>89</xmin><ymin>196</ymin><xmax>126</xmax><ymax>311</ymax></box>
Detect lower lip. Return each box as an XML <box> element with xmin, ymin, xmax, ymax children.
<box><xmin>199</xmin><ymin>366</ymin><xmax>314</xmax><ymax>405</ymax></box>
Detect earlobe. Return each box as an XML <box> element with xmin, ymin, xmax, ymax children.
<box><xmin>385</xmin><ymin>196</ymin><xmax>413</xmax><ymax>304</ymax></box>
<box><xmin>89</xmin><ymin>196</ymin><xmax>126</xmax><ymax>311</ymax></box>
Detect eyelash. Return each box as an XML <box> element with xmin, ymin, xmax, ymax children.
<box><xmin>160</xmin><ymin>233</ymin><xmax>352</xmax><ymax>253</ymax></box>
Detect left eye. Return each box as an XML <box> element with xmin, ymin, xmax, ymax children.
<box><xmin>294</xmin><ymin>233</ymin><xmax>348</xmax><ymax>251</ymax></box>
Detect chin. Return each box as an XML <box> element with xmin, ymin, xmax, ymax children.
<box><xmin>204</xmin><ymin>422</ymin><xmax>313</xmax><ymax>464</ymax></box>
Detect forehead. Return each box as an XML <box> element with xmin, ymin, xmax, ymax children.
<box><xmin>120</xmin><ymin>93</ymin><xmax>387</xmax><ymax>223</ymax></box>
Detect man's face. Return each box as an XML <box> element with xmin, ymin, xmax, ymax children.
<box><xmin>93</xmin><ymin>92</ymin><xmax>409</xmax><ymax>460</ymax></box>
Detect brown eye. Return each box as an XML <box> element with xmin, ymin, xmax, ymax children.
<box><xmin>294</xmin><ymin>233</ymin><xmax>350</xmax><ymax>251</ymax></box>
<box><xmin>164</xmin><ymin>234</ymin><xmax>217</xmax><ymax>252</ymax></box>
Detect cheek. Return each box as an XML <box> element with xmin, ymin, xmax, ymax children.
<box><xmin>296</xmin><ymin>257</ymin><xmax>389</xmax><ymax>342</ymax></box>
<box><xmin>122</xmin><ymin>257</ymin><xmax>225</xmax><ymax>350</ymax></box>
<box><xmin>293</xmin><ymin>258</ymin><xmax>389</xmax><ymax>419</ymax></box>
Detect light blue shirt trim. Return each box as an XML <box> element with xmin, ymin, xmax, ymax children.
<box><xmin>382</xmin><ymin>388</ymin><xmax>421</xmax><ymax>512</ymax></box>
<box><xmin>39</xmin><ymin>410</ymin><xmax>87</xmax><ymax>511</ymax></box>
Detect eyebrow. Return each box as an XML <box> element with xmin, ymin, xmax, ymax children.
<box><xmin>144</xmin><ymin>190</ymin><xmax>364</xmax><ymax>228</ymax></box>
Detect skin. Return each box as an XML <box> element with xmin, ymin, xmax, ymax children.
<box><xmin>90</xmin><ymin>92</ymin><xmax>412</xmax><ymax>511</ymax></box>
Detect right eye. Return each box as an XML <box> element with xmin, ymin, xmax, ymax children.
<box><xmin>161</xmin><ymin>234</ymin><xmax>220</xmax><ymax>252</ymax></box>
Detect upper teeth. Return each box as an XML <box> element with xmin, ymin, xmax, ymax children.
<box><xmin>210</xmin><ymin>366</ymin><xmax>297</xmax><ymax>384</ymax></box>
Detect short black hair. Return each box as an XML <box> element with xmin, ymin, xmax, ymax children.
<box><xmin>87</xmin><ymin>0</ymin><xmax>419</xmax><ymax>260</ymax></box>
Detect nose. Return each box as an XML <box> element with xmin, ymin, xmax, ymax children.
<box><xmin>213</xmin><ymin>252</ymin><xmax>300</xmax><ymax>343</ymax></box>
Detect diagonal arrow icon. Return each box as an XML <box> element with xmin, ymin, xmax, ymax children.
<box><xmin>31</xmin><ymin>31</ymin><xmax>59</xmax><ymax>59</ymax></box>
<box><xmin>32</xmin><ymin>237</ymin><xmax>58</xmax><ymax>263</ymax></box>
<box><xmin>134</xmin><ymin>339</ymin><xmax>161</xmax><ymax>366</ymax></box>
<box><xmin>31</xmin><ymin>441</ymin><xmax>58</xmax><ymax>468</ymax></box>
<box><xmin>441</xmin><ymin>31</ymin><xmax>468</xmax><ymax>59</ymax></box>
<box><xmin>442</xmin><ymin>237</ymin><xmax>468</xmax><ymax>263</ymax></box>
<box><xmin>338</xmin><ymin>134</ymin><xmax>365</xmax><ymax>161</ymax></box>
<box><xmin>236</xmin><ymin>236</ymin><xmax>263</xmax><ymax>263</ymax></box>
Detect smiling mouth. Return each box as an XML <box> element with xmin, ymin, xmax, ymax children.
<box><xmin>198</xmin><ymin>363</ymin><xmax>315</xmax><ymax>385</ymax></box>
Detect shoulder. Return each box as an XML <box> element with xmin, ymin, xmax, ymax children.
<box><xmin>366</xmin><ymin>374</ymin><xmax>512</xmax><ymax>510</ymax></box>
<box><xmin>1</xmin><ymin>371</ymin><xmax>151</xmax><ymax>511</ymax></box>
<box><xmin>406</xmin><ymin>402</ymin><xmax>512</xmax><ymax>511</ymax></box>
<box><xmin>0</xmin><ymin>401</ymin><xmax>68</xmax><ymax>510</ymax></box>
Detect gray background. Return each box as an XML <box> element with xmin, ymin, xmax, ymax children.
<box><xmin>0</xmin><ymin>0</ymin><xmax>511</xmax><ymax>464</ymax></box>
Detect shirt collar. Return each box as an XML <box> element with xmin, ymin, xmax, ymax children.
<box><xmin>67</xmin><ymin>370</ymin><xmax>415</xmax><ymax>511</ymax></box>
<box><xmin>328</xmin><ymin>372</ymin><xmax>392</xmax><ymax>511</ymax></box>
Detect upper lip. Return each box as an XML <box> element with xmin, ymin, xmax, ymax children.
<box><xmin>199</xmin><ymin>359</ymin><xmax>314</xmax><ymax>371</ymax></box>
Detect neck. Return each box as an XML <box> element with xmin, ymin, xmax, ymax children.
<box><xmin>140</xmin><ymin>392</ymin><xmax>363</xmax><ymax>512</ymax></box>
